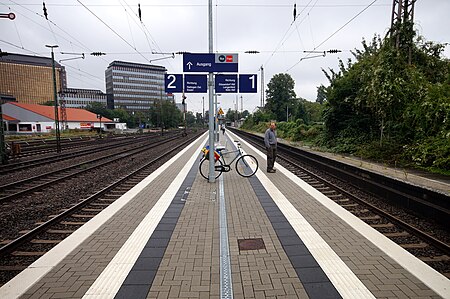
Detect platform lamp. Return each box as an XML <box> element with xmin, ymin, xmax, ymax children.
<box><xmin>46</xmin><ymin>44</ymin><xmax>61</xmax><ymax>153</ymax></box>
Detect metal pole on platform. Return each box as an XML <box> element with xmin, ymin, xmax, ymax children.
<box><xmin>46</xmin><ymin>44</ymin><xmax>61</xmax><ymax>154</ymax></box>
<box><xmin>208</xmin><ymin>0</ymin><xmax>215</xmax><ymax>182</ymax></box>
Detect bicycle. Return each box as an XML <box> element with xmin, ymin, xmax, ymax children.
<box><xmin>199</xmin><ymin>142</ymin><xmax>258</xmax><ymax>179</ymax></box>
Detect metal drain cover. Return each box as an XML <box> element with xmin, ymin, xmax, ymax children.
<box><xmin>238</xmin><ymin>238</ymin><xmax>265</xmax><ymax>251</ymax></box>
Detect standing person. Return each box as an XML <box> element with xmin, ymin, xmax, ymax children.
<box><xmin>221</xmin><ymin>124</ymin><xmax>226</xmax><ymax>135</ymax></box>
<box><xmin>264</xmin><ymin>121</ymin><xmax>277</xmax><ymax>173</ymax></box>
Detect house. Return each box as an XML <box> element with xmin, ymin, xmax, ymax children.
<box><xmin>1</xmin><ymin>102</ymin><xmax>127</xmax><ymax>134</ymax></box>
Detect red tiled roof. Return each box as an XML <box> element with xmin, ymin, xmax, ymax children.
<box><xmin>2</xmin><ymin>114</ymin><xmax>17</xmax><ymax>121</ymax></box>
<box><xmin>8</xmin><ymin>102</ymin><xmax>112</xmax><ymax>122</ymax></box>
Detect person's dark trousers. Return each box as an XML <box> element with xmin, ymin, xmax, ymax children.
<box><xmin>267</xmin><ymin>145</ymin><xmax>277</xmax><ymax>171</ymax></box>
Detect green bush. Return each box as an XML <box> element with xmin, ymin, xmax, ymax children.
<box><xmin>403</xmin><ymin>133</ymin><xmax>450</xmax><ymax>171</ymax></box>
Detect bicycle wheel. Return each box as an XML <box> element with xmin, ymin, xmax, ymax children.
<box><xmin>235</xmin><ymin>154</ymin><xmax>258</xmax><ymax>177</ymax></box>
<box><xmin>199</xmin><ymin>158</ymin><xmax>223</xmax><ymax>180</ymax></box>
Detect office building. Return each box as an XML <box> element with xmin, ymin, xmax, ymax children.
<box><xmin>60</xmin><ymin>88</ymin><xmax>107</xmax><ymax>108</ymax></box>
<box><xmin>105</xmin><ymin>61</ymin><xmax>172</xmax><ymax>113</ymax></box>
<box><xmin>0</xmin><ymin>53</ymin><xmax>67</xmax><ymax>104</ymax></box>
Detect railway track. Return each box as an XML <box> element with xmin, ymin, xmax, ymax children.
<box><xmin>0</xmin><ymin>133</ymin><xmax>183</xmax><ymax>203</ymax></box>
<box><xmin>230</xmin><ymin>128</ymin><xmax>450</xmax><ymax>277</ymax></box>
<box><xmin>0</xmin><ymin>130</ymin><xmax>204</xmax><ymax>286</ymax></box>
<box><xmin>0</xmin><ymin>131</ymin><xmax>180</xmax><ymax>175</ymax></box>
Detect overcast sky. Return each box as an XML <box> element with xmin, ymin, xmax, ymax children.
<box><xmin>1</xmin><ymin>0</ymin><xmax>449</xmax><ymax>114</ymax></box>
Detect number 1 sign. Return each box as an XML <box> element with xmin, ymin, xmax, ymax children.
<box><xmin>239</xmin><ymin>74</ymin><xmax>258</xmax><ymax>93</ymax></box>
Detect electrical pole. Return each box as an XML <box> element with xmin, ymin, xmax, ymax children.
<box><xmin>208</xmin><ymin>0</ymin><xmax>215</xmax><ymax>182</ymax></box>
<box><xmin>240</xmin><ymin>95</ymin><xmax>243</xmax><ymax>113</ymax></box>
<box><xmin>260</xmin><ymin>65</ymin><xmax>265</xmax><ymax>108</ymax></box>
<box><xmin>0</xmin><ymin>102</ymin><xmax>7</xmax><ymax>165</ymax></box>
<box><xmin>202</xmin><ymin>96</ymin><xmax>205</xmax><ymax>128</ymax></box>
<box><xmin>46</xmin><ymin>45</ymin><xmax>61</xmax><ymax>153</ymax></box>
<box><xmin>160</xmin><ymin>88</ymin><xmax>164</xmax><ymax>136</ymax></box>
<box><xmin>59</xmin><ymin>93</ymin><xmax>67</xmax><ymax>131</ymax></box>
<box><xmin>390</xmin><ymin>0</ymin><xmax>416</xmax><ymax>64</ymax></box>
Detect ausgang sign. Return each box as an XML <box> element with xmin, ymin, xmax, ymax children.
<box><xmin>183</xmin><ymin>53</ymin><xmax>238</xmax><ymax>73</ymax></box>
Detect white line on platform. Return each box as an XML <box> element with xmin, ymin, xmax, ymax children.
<box><xmin>226</xmin><ymin>130</ymin><xmax>375</xmax><ymax>299</ymax></box>
<box><xmin>0</xmin><ymin>133</ymin><xmax>207</xmax><ymax>299</ymax></box>
<box><xmin>83</xmin><ymin>136</ymin><xmax>206</xmax><ymax>298</ymax></box>
<box><xmin>228</xmin><ymin>130</ymin><xmax>450</xmax><ymax>299</ymax></box>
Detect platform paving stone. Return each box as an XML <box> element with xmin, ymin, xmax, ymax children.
<box><xmin>239</xmin><ymin>139</ymin><xmax>442</xmax><ymax>299</ymax></box>
<box><xmin>15</xmin><ymin>133</ymin><xmax>443</xmax><ymax>298</ymax></box>
<box><xmin>19</xmin><ymin>137</ymin><xmax>205</xmax><ymax>299</ymax></box>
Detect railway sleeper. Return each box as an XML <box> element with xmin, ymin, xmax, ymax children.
<box><xmin>82</xmin><ymin>208</ymin><xmax>104</xmax><ymax>212</ymax></box>
<box><xmin>352</xmin><ymin>209</ymin><xmax>370</xmax><ymax>214</ymax></box>
<box><xmin>11</xmin><ymin>251</ymin><xmax>46</xmax><ymax>256</ymax></box>
<box><xmin>0</xmin><ymin>265</ymin><xmax>27</xmax><ymax>271</ymax></box>
<box><xmin>60</xmin><ymin>221</ymin><xmax>86</xmax><ymax>226</ymax></box>
<box><xmin>400</xmin><ymin>242</ymin><xmax>429</xmax><ymax>249</ymax></box>
<box><xmin>341</xmin><ymin>203</ymin><xmax>359</xmax><ymax>208</ymax></box>
<box><xmin>47</xmin><ymin>229</ymin><xmax>76</xmax><ymax>234</ymax></box>
<box><xmin>90</xmin><ymin>202</ymin><xmax>111</xmax><ymax>207</ymax></box>
<box><xmin>359</xmin><ymin>215</ymin><xmax>381</xmax><ymax>221</ymax></box>
<box><xmin>320</xmin><ymin>190</ymin><xmax>336</xmax><ymax>195</ymax></box>
<box><xmin>71</xmin><ymin>214</ymin><xmax>96</xmax><ymax>218</ymax></box>
<box><xmin>99</xmin><ymin>197</ymin><xmax>117</xmax><ymax>202</ymax></box>
<box><xmin>384</xmin><ymin>231</ymin><xmax>410</xmax><ymax>237</ymax></box>
<box><xmin>30</xmin><ymin>239</ymin><xmax>60</xmax><ymax>244</ymax></box>
<box><xmin>370</xmin><ymin>223</ymin><xmax>395</xmax><ymax>228</ymax></box>
<box><xmin>419</xmin><ymin>255</ymin><xmax>450</xmax><ymax>262</ymax></box>
<box><xmin>332</xmin><ymin>197</ymin><xmax>349</xmax><ymax>202</ymax></box>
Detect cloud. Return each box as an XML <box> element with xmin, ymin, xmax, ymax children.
<box><xmin>1</xmin><ymin>0</ymin><xmax>449</xmax><ymax>114</ymax></box>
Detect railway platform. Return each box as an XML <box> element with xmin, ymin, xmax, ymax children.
<box><xmin>0</xmin><ymin>130</ymin><xmax>449</xmax><ymax>299</ymax></box>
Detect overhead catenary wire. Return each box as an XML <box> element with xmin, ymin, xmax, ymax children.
<box><xmin>120</xmin><ymin>0</ymin><xmax>175</xmax><ymax>70</ymax></box>
<box><xmin>3</xmin><ymin>3</ymin><xmax>25</xmax><ymax>49</ymax></box>
<box><xmin>286</xmin><ymin>0</ymin><xmax>379</xmax><ymax>72</ymax></box>
<box><xmin>4</xmin><ymin>3</ymin><xmax>390</xmax><ymax>8</ymax></box>
<box><xmin>5</xmin><ymin>0</ymin><xmax>107</xmax><ymax>62</ymax></box>
<box><xmin>0</xmin><ymin>39</ymin><xmax>40</xmax><ymax>55</ymax></box>
<box><xmin>119</xmin><ymin>0</ymin><xmax>136</xmax><ymax>50</ymax></box>
<box><xmin>76</xmin><ymin>0</ymin><xmax>152</xmax><ymax>64</ymax></box>
<box><xmin>264</xmin><ymin>0</ymin><xmax>315</xmax><ymax>68</ymax></box>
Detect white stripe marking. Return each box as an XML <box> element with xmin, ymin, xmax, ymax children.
<box><xmin>227</xmin><ymin>130</ymin><xmax>375</xmax><ymax>299</ymax></box>
<box><xmin>0</xmin><ymin>133</ymin><xmax>207</xmax><ymax>299</ymax></box>
<box><xmin>83</xmin><ymin>137</ymin><xmax>207</xmax><ymax>298</ymax></box>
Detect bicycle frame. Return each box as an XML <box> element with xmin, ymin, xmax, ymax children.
<box><xmin>217</xmin><ymin>147</ymin><xmax>242</xmax><ymax>167</ymax></box>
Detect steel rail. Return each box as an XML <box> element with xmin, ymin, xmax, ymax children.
<box><xmin>0</xmin><ymin>135</ymin><xmax>182</xmax><ymax>203</ymax></box>
<box><xmin>0</xmin><ymin>133</ymin><xmax>200</xmax><ymax>257</ymax></box>
<box><xmin>230</xmin><ymin>128</ymin><xmax>450</xmax><ymax>256</ymax></box>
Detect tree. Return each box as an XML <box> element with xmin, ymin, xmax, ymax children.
<box><xmin>265</xmin><ymin>73</ymin><xmax>296</xmax><ymax>121</ymax></box>
<box><xmin>85</xmin><ymin>102</ymin><xmax>110</xmax><ymax>118</ymax></box>
<box><xmin>321</xmin><ymin>30</ymin><xmax>450</xmax><ymax>170</ymax></box>
<box><xmin>316</xmin><ymin>85</ymin><xmax>327</xmax><ymax>104</ymax></box>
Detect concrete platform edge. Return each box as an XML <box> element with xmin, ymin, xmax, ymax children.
<box><xmin>228</xmin><ymin>130</ymin><xmax>450</xmax><ymax>299</ymax></box>
<box><xmin>0</xmin><ymin>132</ymin><xmax>208</xmax><ymax>299</ymax></box>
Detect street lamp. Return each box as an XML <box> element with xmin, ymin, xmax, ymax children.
<box><xmin>46</xmin><ymin>44</ymin><xmax>61</xmax><ymax>153</ymax></box>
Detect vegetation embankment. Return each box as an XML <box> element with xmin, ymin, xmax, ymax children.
<box><xmin>239</xmin><ymin>21</ymin><xmax>450</xmax><ymax>175</ymax></box>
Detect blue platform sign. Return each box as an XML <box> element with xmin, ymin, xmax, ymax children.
<box><xmin>184</xmin><ymin>74</ymin><xmax>207</xmax><ymax>93</ymax></box>
<box><xmin>239</xmin><ymin>74</ymin><xmax>258</xmax><ymax>93</ymax></box>
<box><xmin>165</xmin><ymin>74</ymin><xmax>183</xmax><ymax>93</ymax></box>
<box><xmin>183</xmin><ymin>53</ymin><xmax>238</xmax><ymax>73</ymax></box>
<box><xmin>215</xmin><ymin>74</ymin><xmax>237</xmax><ymax>93</ymax></box>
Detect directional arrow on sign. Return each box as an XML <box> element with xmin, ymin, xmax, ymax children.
<box><xmin>186</xmin><ymin>61</ymin><xmax>193</xmax><ymax>70</ymax></box>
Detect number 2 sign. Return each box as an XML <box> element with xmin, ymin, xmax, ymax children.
<box><xmin>165</xmin><ymin>74</ymin><xmax>183</xmax><ymax>93</ymax></box>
